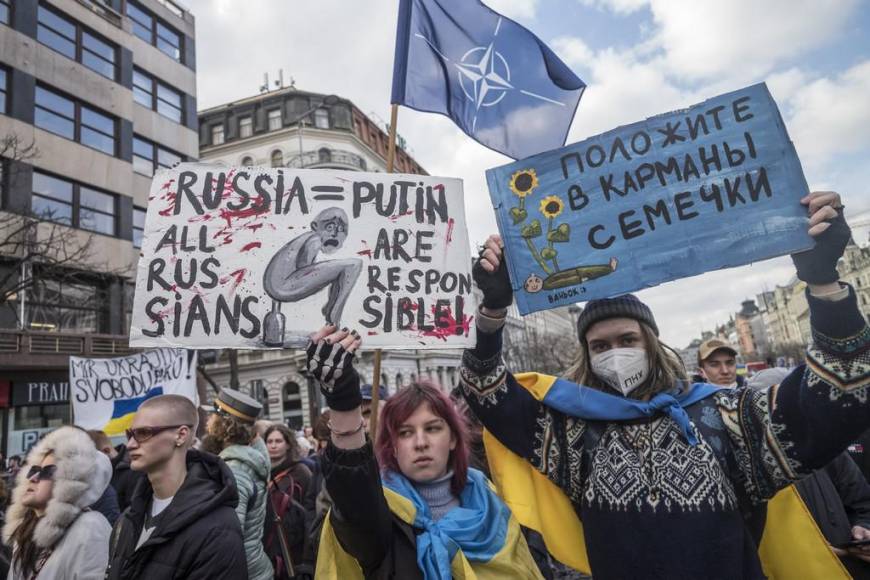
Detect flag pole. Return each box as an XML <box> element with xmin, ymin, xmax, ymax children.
<box><xmin>369</xmin><ymin>104</ymin><xmax>399</xmax><ymax>440</ymax></box>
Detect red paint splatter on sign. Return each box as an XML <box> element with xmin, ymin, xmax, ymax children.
<box><xmin>357</xmin><ymin>241</ymin><xmax>373</xmax><ymax>260</ymax></box>
<box><xmin>446</xmin><ymin>217</ymin><xmax>455</xmax><ymax>244</ymax></box>
<box><xmin>219</xmin><ymin>268</ymin><xmax>247</xmax><ymax>295</ymax></box>
<box><xmin>418</xmin><ymin>305</ymin><xmax>474</xmax><ymax>341</ymax></box>
<box><xmin>240</xmin><ymin>241</ymin><xmax>261</xmax><ymax>252</ymax></box>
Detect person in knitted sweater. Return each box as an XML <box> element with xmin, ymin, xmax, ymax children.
<box><xmin>462</xmin><ymin>191</ymin><xmax>870</xmax><ymax>579</ymax></box>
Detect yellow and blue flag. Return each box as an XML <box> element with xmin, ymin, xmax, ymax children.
<box><xmin>102</xmin><ymin>386</ymin><xmax>164</xmax><ymax>436</ymax></box>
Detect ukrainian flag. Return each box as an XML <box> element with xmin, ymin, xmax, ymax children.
<box><xmin>102</xmin><ymin>387</ymin><xmax>164</xmax><ymax>436</ymax></box>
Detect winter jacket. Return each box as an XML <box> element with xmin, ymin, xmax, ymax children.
<box><xmin>461</xmin><ymin>286</ymin><xmax>870</xmax><ymax>579</ymax></box>
<box><xmin>106</xmin><ymin>450</ymin><xmax>247</xmax><ymax>580</ymax></box>
<box><xmin>90</xmin><ymin>484</ymin><xmax>121</xmax><ymax>526</ymax></box>
<box><xmin>796</xmin><ymin>452</ymin><xmax>870</xmax><ymax>578</ymax></box>
<box><xmin>221</xmin><ymin>438</ymin><xmax>273</xmax><ymax>580</ymax></box>
<box><xmin>3</xmin><ymin>427</ymin><xmax>112</xmax><ymax>580</ymax></box>
<box><xmin>111</xmin><ymin>445</ymin><xmax>146</xmax><ymax>514</ymax></box>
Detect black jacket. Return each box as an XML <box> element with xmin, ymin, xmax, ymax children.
<box><xmin>111</xmin><ymin>444</ymin><xmax>147</xmax><ymax>514</ymax></box>
<box><xmin>106</xmin><ymin>449</ymin><xmax>248</xmax><ymax>580</ymax></box>
<box><xmin>796</xmin><ymin>452</ymin><xmax>870</xmax><ymax>578</ymax></box>
<box><xmin>322</xmin><ymin>441</ymin><xmax>424</xmax><ymax>580</ymax></box>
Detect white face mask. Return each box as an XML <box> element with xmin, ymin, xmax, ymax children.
<box><xmin>590</xmin><ymin>348</ymin><xmax>650</xmax><ymax>396</ymax></box>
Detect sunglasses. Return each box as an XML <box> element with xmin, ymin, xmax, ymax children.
<box><xmin>125</xmin><ymin>424</ymin><xmax>192</xmax><ymax>443</ymax></box>
<box><xmin>26</xmin><ymin>464</ymin><xmax>57</xmax><ymax>482</ymax></box>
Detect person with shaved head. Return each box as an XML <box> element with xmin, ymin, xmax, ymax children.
<box><xmin>106</xmin><ymin>394</ymin><xmax>246</xmax><ymax>580</ymax></box>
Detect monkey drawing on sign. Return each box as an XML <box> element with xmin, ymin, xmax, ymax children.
<box><xmin>262</xmin><ymin>207</ymin><xmax>362</xmax><ymax>346</ymax></box>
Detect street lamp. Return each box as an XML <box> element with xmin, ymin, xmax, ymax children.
<box><xmin>289</xmin><ymin>94</ymin><xmax>339</xmax><ymax>168</ymax></box>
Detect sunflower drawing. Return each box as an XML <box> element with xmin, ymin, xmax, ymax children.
<box><xmin>507</xmin><ymin>169</ymin><xmax>539</xmax><ymax>225</ymax></box>
<box><xmin>539</xmin><ymin>195</ymin><xmax>564</xmax><ymax>219</ymax></box>
<box><xmin>509</xmin><ymin>169</ymin><xmax>539</xmax><ymax>198</ymax></box>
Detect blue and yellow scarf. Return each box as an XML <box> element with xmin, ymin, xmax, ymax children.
<box><xmin>316</xmin><ymin>468</ymin><xmax>543</xmax><ymax>579</ymax></box>
<box><xmin>484</xmin><ymin>372</ymin><xmax>849</xmax><ymax>579</ymax></box>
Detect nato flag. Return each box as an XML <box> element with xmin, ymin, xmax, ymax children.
<box><xmin>391</xmin><ymin>0</ymin><xmax>586</xmax><ymax>160</ymax></box>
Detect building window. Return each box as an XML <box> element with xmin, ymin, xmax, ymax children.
<box><xmin>239</xmin><ymin>116</ymin><xmax>253</xmax><ymax>138</ymax></box>
<box><xmin>270</xmin><ymin>150</ymin><xmax>283</xmax><ymax>168</ymax></box>
<box><xmin>37</xmin><ymin>5</ymin><xmax>76</xmax><ymax>59</ymax></box>
<box><xmin>80</xmin><ymin>107</ymin><xmax>116</xmax><ymax>155</ymax></box>
<box><xmin>332</xmin><ymin>105</ymin><xmax>352</xmax><ymax>130</ymax></box>
<box><xmin>268</xmin><ymin>109</ymin><xmax>282</xmax><ymax>131</ymax></box>
<box><xmin>156</xmin><ymin>21</ymin><xmax>181</xmax><ymax>61</ymax></box>
<box><xmin>0</xmin><ymin>0</ymin><xmax>9</xmax><ymax>24</ymax></box>
<box><xmin>133</xmin><ymin>135</ymin><xmax>183</xmax><ymax>175</ymax></box>
<box><xmin>32</xmin><ymin>172</ymin><xmax>73</xmax><ymax>225</ymax></box>
<box><xmin>37</xmin><ymin>6</ymin><xmax>117</xmax><ymax>80</ymax></box>
<box><xmin>133</xmin><ymin>68</ymin><xmax>184</xmax><ymax>123</ymax></box>
<box><xmin>31</xmin><ymin>171</ymin><xmax>117</xmax><ymax>235</ymax></box>
<box><xmin>127</xmin><ymin>1</ymin><xmax>183</xmax><ymax>63</ymax></box>
<box><xmin>211</xmin><ymin>124</ymin><xmax>225</xmax><ymax>145</ymax></box>
<box><xmin>0</xmin><ymin>68</ymin><xmax>6</xmax><ymax>115</ymax></box>
<box><xmin>156</xmin><ymin>83</ymin><xmax>183</xmax><ymax>123</ymax></box>
<box><xmin>82</xmin><ymin>32</ymin><xmax>116</xmax><ymax>80</ymax></box>
<box><xmin>318</xmin><ymin>148</ymin><xmax>331</xmax><ymax>163</ymax></box>
<box><xmin>241</xmin><ymin>156</ymin><xmax>254</xmax><ymax>166</ymax></box>
<box><xmin>79</xmin><ymin>186</ymin><xmax>116</xmax><ymax>235</ymax></box>
<box><xmin>132</xmin><ymin>136</ymin><xmax>154</xmax><ymax>176</ymax></box>
<box><xmin>313</xmin><ymin>108</ymin><xmax>330</xmax><ymax>129</ymax></box>
<box><xmin>132</xmin><ymin>69</ymin><xmax>153</xmax><ymax>108</ymax></box>
<box><xmin>34</xmin><ymin>85</ymin><xmax>117</xmax><ymax>155</ymax></box>
<box><xmin>133</xmin><ymin>206</ymin><xmax>146</xmax><ymax>248</ymax></box>
<box><xmin>27</xmin><ymin>274</ymin><xmax>108</xmax><ymax>333</ymax></box>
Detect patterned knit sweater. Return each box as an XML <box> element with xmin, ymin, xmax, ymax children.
<box><xmin>460</xmin><ymin>286</ymin><xmax>870</xmax><ymax>580</ymax></box>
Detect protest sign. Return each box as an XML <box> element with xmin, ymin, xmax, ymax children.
<box><xmin>70</xmin><ymin>349</ymin><xmax>197</xmax><ymax>436</ymax></box>
<box><xmin>485</xmin><ymin>83</ymin><xmax>813</xmax><ymax>315</ymax></box>
<box><xmin>130</xmin><ymin>164</ymin><xmax>474</xmax><ymax>349</ymax></box>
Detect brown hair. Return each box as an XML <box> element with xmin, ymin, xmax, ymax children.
<box><xmin>139</xmin><ymin>394</ymin><xmax>198</xmax><ymax>447</ymax></box>
<box><xmin>87</xmin><ymin>430</ymin><xmax>112</xmax><ymax>451</ymax></box>
<box><xmin>565</xmin><ymin>322</ymin><xmax>687</xmax><ymax>399</ymax></box>
<box><xmin>263</xmin><ymin>424</ymin><xmax>301</xmax><ymax>462</ymax></box>
<box><xmin>10</xmin><ymin>509</ymin><xmax>42</xmax><ymax>578</ymax></box>
<box><xmin>208</xmin><ymin>413</ymin><xmax>256</xmax><ymax>449</ymax></box>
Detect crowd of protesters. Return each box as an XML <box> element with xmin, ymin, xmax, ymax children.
<box><xmin>0</xmin><ymin>191</ymin><xmax>869</xmax><ymax>578</ymax></box>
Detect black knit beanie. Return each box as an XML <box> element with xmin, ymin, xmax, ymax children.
<box><xmin>576</xmin><ymin>294</ymin><xmax>659</xmax><ymax>339</ymax></box>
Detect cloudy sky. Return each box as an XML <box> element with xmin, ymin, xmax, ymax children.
<box><xmin>188</xmin><ymin>0</ymin><xmax>870</xmax><ymax>349</ymax></box>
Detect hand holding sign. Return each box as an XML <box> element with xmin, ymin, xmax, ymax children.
<box><xmin>306</xmin><ymin>325</ymin><xmax>363</xmax><ymax>412</ymax></box>
<box><xmin>473</xmin><ymin>234</ymin><xmax>514</xmax><ymax>312</ymax></box>
<box><xmin>791</xmin><ymin>191</ymin><xmax>850</xmax><ymax>286</ymax></box>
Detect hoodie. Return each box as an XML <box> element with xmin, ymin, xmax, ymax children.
<box><xmin>220</xmin><ymin>437</ymin><xmax>273</xmax><ymax>580</ymax></box>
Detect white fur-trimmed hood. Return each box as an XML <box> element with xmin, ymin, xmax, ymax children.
<box><xmin>2</xmin><ymin>427</ymin><xmax>111</xmax><ymax>549</ymax></box>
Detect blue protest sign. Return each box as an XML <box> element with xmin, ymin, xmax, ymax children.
<box><xmin>485</xmin><ymin>83</ymin><xmax>812</xmax><ymax>315</ymax></box>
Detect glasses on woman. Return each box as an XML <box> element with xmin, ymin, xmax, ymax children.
<box><xmin>125</xmin><ymin>424</ymin><xmax>192</xmax><ymax>443</ymax></box>
<box><xmin>26</xmin><ymin>464</ymin><xmax>57</xmax><ymax>482</ymax></box>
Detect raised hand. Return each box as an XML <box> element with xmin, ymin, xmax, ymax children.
<box><xmin>306</xmin><ymin>325</ymin><xmax>363</xmax><ymax>411</ymax></box>
<box><xmin>472</xmin><ymin>234</ymin><xmax>514</xmax><ymax>311</ymax></box>
<box><xmin>791</xmin><ymin>191</ymin><xmax>851</xmax><ymax>285</ymax></box>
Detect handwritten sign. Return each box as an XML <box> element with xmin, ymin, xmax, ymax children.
<box><xmin>70</xmin><ymin>349</ymin><xmax>197</xmax><ymax>436</ymax></box>
<box><xmin>486</xmin><ymin>83</ymin><xmax>812</xmax><ymax>314</ymax></box>
<box><xmin>129</xmin><ymin>164</ymin><xmax>475</xmax><ymax>349</ymax></box>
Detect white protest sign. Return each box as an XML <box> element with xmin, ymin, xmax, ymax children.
<box><xmin>70</xmin><ymin>349</ymin><xmax>197</xmax><ymax>436</ymax></box>
<box><xmin>130</xmin><ymin>164</ymin><xmax>475</xmax><ymax>349</ymax></box>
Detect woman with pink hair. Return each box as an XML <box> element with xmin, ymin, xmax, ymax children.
<box><xmin>307</xmin><ymin>325</ymin><xmax>542</xmax><ymax>579</ymax></box>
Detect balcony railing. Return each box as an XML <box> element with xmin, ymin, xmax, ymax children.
<box><xmin>286</xmin><ymin>148</ymin><xmax>368</xmax><ymax>171</ymax></box>
<box><xmin>0</xmin><ymin>329</ymin><xmax>135</xmax><ymax>356</ymax></box>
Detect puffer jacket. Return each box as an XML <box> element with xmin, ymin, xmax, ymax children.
<box><xmin>3</xmin><ymin>427</ymin><xmax>112</xmax><ymax>580</ymax></box>
<box><xmin>221</xmin><ymin>438</ymin><xmax>273</xmax><ymax>580</ymax></box>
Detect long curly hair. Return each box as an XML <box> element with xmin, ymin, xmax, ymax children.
<box><xmin>207</xmin><ymin>413</ymin><xmax>256</xmax><ymax>449</ymax></box>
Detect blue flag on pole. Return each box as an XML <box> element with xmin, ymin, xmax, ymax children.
<box><xmin>391</xmin><ymin>0</ymin><xmax>586</xmax><ymax>160</ymax></box>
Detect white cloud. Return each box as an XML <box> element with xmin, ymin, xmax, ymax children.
<box><xmin>650</xmin><ymin>0</ymin><xmax>859</xmax><ymax>81</ymax></box>
<box><xmin>578</xmin><ymin>0</ymin><xmax>648</xmax><ymax>15</ymax></box>
<box><xmin>785</xmin><ymin>60</ymin><xmax>870</xmax><ymax>168</ymax></box>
